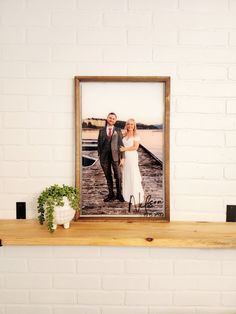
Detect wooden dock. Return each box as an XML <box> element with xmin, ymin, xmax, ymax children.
<box><xmin>81</xmin><ymin>140</ymin><xmax>164</xmax><ymax>217</ymax></box>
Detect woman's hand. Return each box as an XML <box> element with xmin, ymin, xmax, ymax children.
<box><xmin>120</xmin><ymin>146</ymin><xmax>126</xmax><ymax>152</ymax></box>
<box><xmin>119</xmin><ymin>158</ymin><xmax>124</xmax><ymax>167</ymax></box>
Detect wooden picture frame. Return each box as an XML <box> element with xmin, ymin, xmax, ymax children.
<box><xmin>75</xmin><ymin>76</ymin><xmax>170</xmax><ymax>221</ymax></box>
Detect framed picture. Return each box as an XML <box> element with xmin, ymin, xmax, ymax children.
<box><xmin>75</xmin><ymin>76</ymin><xmax>170</xmax><ymax>221</ymax></box>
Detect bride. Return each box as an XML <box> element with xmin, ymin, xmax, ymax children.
<box><xmin>120</xmin><ymin>119</ymin><xmax>144</xmax><ymax>205</ymax></box>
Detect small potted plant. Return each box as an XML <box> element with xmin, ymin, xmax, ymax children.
<box><xmin>37</xmin><ymin>184</ymin><xmax>80</xmax><ymax>233</ymax></box>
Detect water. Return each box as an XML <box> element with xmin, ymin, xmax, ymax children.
<box><xmin>82</xmin><ymin>129</ymin><xmax>163</xmax><ymax>160</ymax></box>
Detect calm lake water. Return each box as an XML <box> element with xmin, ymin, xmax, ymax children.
<box><xmin>82</xmin><ymin>129</ymin><xmax>163</xmax><ymax>160</ymax></box>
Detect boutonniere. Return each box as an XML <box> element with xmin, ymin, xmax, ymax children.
<box><xmin>113</xmin><ymin>130</ymin><xmax>117</xmax><ymax>135</ymax></box>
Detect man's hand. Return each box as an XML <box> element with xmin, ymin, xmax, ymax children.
<box><xmin>120</xmin><ymin>146</ymin><xmax>125</xmax><ymax>152</ymax></box>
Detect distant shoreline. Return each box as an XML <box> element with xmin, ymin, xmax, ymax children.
<box><xmin>82</xmin><ymin>118</ymin><xmax>163</xmax><ymax>130</ymax></box>
<box><xmin>82</xmin><ymin>127</ymin><xmax>163</xmax><ymax>131</ymax></box>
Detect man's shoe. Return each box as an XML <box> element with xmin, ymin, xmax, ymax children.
<box><xmin>104</xmin><ymin>194</ymin><xmax>115</xmax><ymax>202</ymax></box>
<box><xmin>116</xmin><ymin>195</ymin><xmax>125</xmax><ymax>202</ymax></box>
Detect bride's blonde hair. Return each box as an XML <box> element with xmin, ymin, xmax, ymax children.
<box><xmin>124</xmin><ymin>118</ymin><xmax>137</xmax><ymax>136</ymax></box>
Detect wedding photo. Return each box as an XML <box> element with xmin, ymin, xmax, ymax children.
<box><xmin>75</xmin><ymin>77</ymin><xmax>170</xmax><ymax>219</ymax></box>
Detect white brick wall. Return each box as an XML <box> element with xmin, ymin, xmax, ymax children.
<box><xmin>0</xmin><ymin>246</ymin><xmax>229</xmax><ymax>313</ymax></box>
<box><xmin>1</xmin><ymin>0</ymin><xmax>236</xmax><ymax>312</ymax></box>
<box><xmin>1</xmin><ymin>247</ymin><xmax>236</xmax><ymax>313</ymax></box>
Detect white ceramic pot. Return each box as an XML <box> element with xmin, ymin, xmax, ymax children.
<box><xmin>52</xmin><ymin>197</ymin><xmax>75</xmax><ymax>230</ymax></box>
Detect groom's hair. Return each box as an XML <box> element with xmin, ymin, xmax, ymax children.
<box><xmin>107</xmin><ymin>112</ymin><xmax>117</xmax><ymax>118</ymax></box>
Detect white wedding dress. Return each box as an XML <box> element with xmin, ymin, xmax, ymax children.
<box><xmin>122</xmin><ymin>135</ymin><xmax>144</xmax><ymax>205</ymax></box>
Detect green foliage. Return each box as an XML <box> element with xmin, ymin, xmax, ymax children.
<box><xmin>115</xmin><ymin>120</ymin><xmax>126</xmax><ymax>129</ymax></box>
<box><xmin>37</xmin><ymin>184</ymin><xmax>80</xmax><ymax>233</ymax></box>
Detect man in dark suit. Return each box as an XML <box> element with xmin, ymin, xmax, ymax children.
<box><xmin>98</xmin><ymin>112</ymin><xmax>125</xmax><ymax>202</ymax></box>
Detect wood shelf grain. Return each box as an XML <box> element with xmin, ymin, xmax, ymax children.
<box><xmin>0</xmin><ymin>220</ymin><xmax>236</xmax><ymax>248</ymax></box>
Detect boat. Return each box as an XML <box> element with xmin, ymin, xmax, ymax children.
<box><xmin>82</xmin><ymin>155</ymin><xmax>97</xmax><ymax>167</ymax></box>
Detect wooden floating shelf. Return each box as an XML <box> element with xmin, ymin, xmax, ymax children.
<box><xmin>0</xmin><ymin>220</ymin><xmax>236</xmax><ymax>248</ymax></box>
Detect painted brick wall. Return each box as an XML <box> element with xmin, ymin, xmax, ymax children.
<box><xmin>1</xmin><ymin>246</ymin><xmax>236</xmax><ymax>313</ymax></box>
<box><xmin>1</xmin><ymin>0</ymin><xmax>236</xmax><ymax>312</ymax></box>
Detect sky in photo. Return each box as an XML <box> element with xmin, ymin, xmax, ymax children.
<box><xmin>81</xmin><ymin>82</ymin><xmax>165</xmax><ymax>125</ymax></box>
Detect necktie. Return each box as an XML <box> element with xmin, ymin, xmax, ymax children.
<box><xmin>108</xmin><ymin>128</ymin><xmax>112</xmax><ymax>137</ymax></box>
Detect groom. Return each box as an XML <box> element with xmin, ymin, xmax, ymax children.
<box><xmin>98</xmin><ymin>112</ymin><xmax>125</xmax><ymax>202</ymax></box>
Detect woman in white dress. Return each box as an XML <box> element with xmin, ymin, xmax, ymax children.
<box><xmin>120</xmin><ymin>119</ymin><xmax>144</xmax><ymax>205</ymax></box>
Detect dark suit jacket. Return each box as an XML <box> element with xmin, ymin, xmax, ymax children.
<box><xmin>98</xmin><ymin>126</ymin><xmax>124</xmax><ymax>163</ymax></box>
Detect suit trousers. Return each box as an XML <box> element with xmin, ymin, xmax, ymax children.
<box><xmin>100</xmin><ymin>151</ymin><xmax>122</xmax><ymax>196</ymax></box>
